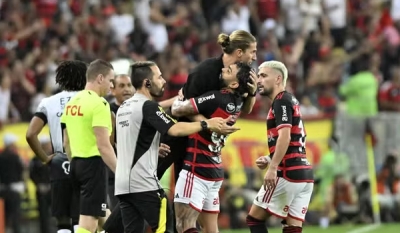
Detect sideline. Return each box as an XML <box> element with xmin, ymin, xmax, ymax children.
<box><xmin>346</xmin><ymin>224</ymin><xmax>381</xmax><ymax>233</ymax></box>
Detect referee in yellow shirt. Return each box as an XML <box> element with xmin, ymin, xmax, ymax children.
<box><xmin>61</xmin><ymin>59</ymin><xmax>117</xmax><ymax>233</ymax></box>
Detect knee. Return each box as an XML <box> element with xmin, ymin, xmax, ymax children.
<box><xmin>246</xmin><ymin>215</ymin><xmax>265</xmax><ymax>227</ymax></box>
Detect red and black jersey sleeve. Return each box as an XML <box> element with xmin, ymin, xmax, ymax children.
<box><xmin>189</xmin><ymin>91</ymin><xmax>222</xmax><ymax>117</ymax></box>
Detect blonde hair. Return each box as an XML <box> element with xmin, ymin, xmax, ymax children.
<box><xmin>217</xmin><ymin>30</ymin><xmax>256</xmax><ymax>54</ymax></box>
<box><xmin>258</xmin><ymin>61</ymin><xmax>288</xmax><ymax>87</ymax></box>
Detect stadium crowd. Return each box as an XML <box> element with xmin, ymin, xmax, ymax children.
<box><xmin>1</xmin><ymin>0</ymin><xmax>400</xmax><ymax>232</ymax></box>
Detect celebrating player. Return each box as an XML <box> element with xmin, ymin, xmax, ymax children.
<box><xmin>26</xmin><ymin>60</ymin><xmax>87</xmax><ymax>233</ymax></box>
<box><xmin>246</xmin><ymin>61</ymin><xmax>314</xmax><ymax>233</ymax></box>
<box><xmin>157</xmin><ymin>29</ymin><xmax>257</xmax><ymax>181</ymax></box>
<box><xmin>171</xmin><ymin>62</ymin><xmax>256</xmax><ymax>233</ymax></box>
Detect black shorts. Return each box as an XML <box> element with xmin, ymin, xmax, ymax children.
<box><xmin>117</xmin><ymin>190</ymin><xmax>174</xmax><ymax>233</ymax></box>
<box><xmin>51</xmin><ymin>179</ymin><xmax>79</xmax><ymax>219</ymax></box>
<box><xmin>70</xmin><ymin>156</ymin><xmax>108</xmax><ymax>217</ymax></box>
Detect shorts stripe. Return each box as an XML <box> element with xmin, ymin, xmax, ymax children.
<box><xmin>262</xmin><ymin>178</ymin><xmax>279</xmax><ymax>203</ymax></box>
<box><xmin>188</xmin><ymin>173</ymin><xmax>194</xmax><ymax>197</ymax></box>
<box><xmin>183</xmin><ymin>172</ymin><xmax>194</xmax><ymax>198</ymax></box>
<box><xmin>155</xmin><ymin>197</ymin><xmax>167</xmax><ymax>233</ymax></box>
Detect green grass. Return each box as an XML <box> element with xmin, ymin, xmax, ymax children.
<box><xmin>220</xmin><ymin>223</ymin><xmax>400</xmax><ymax>233</ymax></box>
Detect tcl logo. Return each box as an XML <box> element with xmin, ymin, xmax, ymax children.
<box><xmin>66</xmin><ymin>105</ymin><xmax>83</xmax><ymax>116</ymax></box>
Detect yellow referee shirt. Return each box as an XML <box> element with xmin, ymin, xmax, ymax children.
<box><xmin>61</xmin><ymin>90</ymin><xmax>112</xmax><ymax>158</ymax></box>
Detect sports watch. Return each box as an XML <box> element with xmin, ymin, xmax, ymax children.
<box><xmin>200</xmin><ymin>120</ymin><xmax>208</xmax><ymax>131</ymax></box>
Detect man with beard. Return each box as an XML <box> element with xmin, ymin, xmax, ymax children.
<box><xmin>114</xmin><ymin>61</ymin><xmax>230</xmax><ymax>233</ymax></box>
<box><xmin>247</xmin><ymin>61</ymin><xmax>314</xmax><ymax>233</ymax></box>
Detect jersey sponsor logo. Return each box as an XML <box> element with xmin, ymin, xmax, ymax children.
<box><xmin>59</xmin><ymin>96</ymin><xmax>71</xmax><ymax>109</ymax></box>
<box><xmin>117</xmin><ymin>111</ymin><xmax>131</xmax><ymax>117</ymax></box>
<box><xmin>226</xmin><ymin>103</ymin><xmax>235</xmax><ymax>113</ymax></box>
<box><xmin>281</xmin><ymin>106</ymin><xmax>288</xmax><ymax>122</ymax></box>
<box><xmin>61</xmin><ymin>161</ymin><xmax>70</xmax><ymax>175</ymax></box>
<box><xmin>119</xmin><ymin>120</ymin><xmax>129</xmax><ymax>127</ymax></box>
<box><xmin>197</xmin><ymin>94</ymin><xmax>215</xmax><ymax>104</ymax></box>
<box><xmin>56</xmin><ymin>112</ymin><xmax>62</xmax><ymax>117</ymax></box>
<box><xmin>65</xmin><ymin>105</ymin><xmax>83</xmax><ymax>116</ymax></box>
<box><xmin>156</xmin><ymin>111</ymin><xmax>171</xmax><ymax>124</ymax></box>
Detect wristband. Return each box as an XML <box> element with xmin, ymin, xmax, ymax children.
<box><xmin>248</xmin><ymin>91</ymin><xmax>257</xmax><ymax>97</ymax></box>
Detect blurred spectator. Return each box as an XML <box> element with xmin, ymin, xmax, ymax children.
<box><xmin>339</xmin><ymin>53</ymin><xmax>379</xmax><ymax>117</ymax></box>
<box><xmin>378</xmin><ymin>66</ymin><xmax>400</xmax><ymax>111</ymax></box>
<box><xmin>377</xmin><ymin>153</ymin><xmax>400</xmax><ymax>222</ymax></box>
<box><xmin>29</xmin><ymin>135</ymin><xmax>52</xmax><ymax>233</ymax></box>
<box><xmin>0</xmin><ymin>133</ymin><xmax>24</xmax><ymax>233</ymax></box>
<box><xmin>322</xmin><ymin>0</ymin><xmax>347</xmax><ymax>48</ymax></box>
<box><xmin>0</xmin><ymin>68</ymin><xmax>20</xmax><ymax>128</ymax></box>
<box><xmin>300</xmin><ymin>95</ymin><xmax>321</xmax><ymax>117</ymax></box>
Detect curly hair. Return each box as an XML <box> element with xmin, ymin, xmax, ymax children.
<box><xmin>235</xmin><ymin>62</ymin><xmax>253</xmax><ymax>96</ymax></box>
<box><xmin>55</xmin><ymin>60</ymin><xmax>88</xmax><ymax>91</ymax></box>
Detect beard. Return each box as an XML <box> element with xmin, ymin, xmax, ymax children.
<box><xmin>219</xmin><ymin>74</ymin><xmax>229</xmax><ymax>89</ymax></box>
<box><xmin>150</xmin><ymin>85</ymin><xmax>165</xmax><ymax>98</ymax></box>
<box><xmin>259</xmin><ymin>86</ymin><xmax>273</xmax><ymax>97</ymax></box>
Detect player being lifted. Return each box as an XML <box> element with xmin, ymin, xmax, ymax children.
<box><xmin>171</xmin><ymin>62</ymin><xmax>256</xmax><ymax>233</ymax></box>
<box><xmin>246</xmin><ymin>61</ymin><xmax>314</xmax><ymax>233</ymax></box>
<box><xmin>26</xmin><ymin>60</ymin><xmax>87</xmax><ymax>233</ymax></box>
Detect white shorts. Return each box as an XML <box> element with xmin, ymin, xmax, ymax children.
<box><xmin>253</xmin><ymin>177</ymin><xmax>313</xmax><ymax>221</ymax></box>
<box><xmin>174</xmin><ymin>170</ymin><xmax>223</xmax><ymax>213</ymax></box>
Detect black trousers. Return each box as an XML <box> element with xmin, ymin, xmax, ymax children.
<box><xmin>118</xmin><ymin>190</ymin><xmax>174</xmax><ymax>233</ymax></box>
<box><xmin>104</xmin><ymin>136</ymin><xmax>186</xmax><ymax>233</ymax></box>
<box><xmin>0</xmin><ymin>189</ymin><xmax>21</xmax><ymax>233</ymax></box>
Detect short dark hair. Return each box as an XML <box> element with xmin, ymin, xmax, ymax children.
<box><xmin>130</xmin><ymin>61</ymin><xmax>157</xmax><ymax>89</ymax></box>
<box><xmin>86</xmin><ymin>59</ymin><xmax>114</xmax><ymax>81</ymax></box>
<box><xmin>55</xmin><ymin>60</ymin><xmax>87</xmax><ymax>91</ymax></box>
<box><xmin>235</xmin><ymin>62</ymin><xmax>252</xmax><ymax>95</ymax></box>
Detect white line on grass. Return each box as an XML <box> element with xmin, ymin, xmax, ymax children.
<box><xmin>346</xmin><ymin>224</ymin><xmax>381</xmax><ymax>233</ymax></box>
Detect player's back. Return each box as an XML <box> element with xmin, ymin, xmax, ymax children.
<box><xmin>37</xmin><ymin>91</ymin><xmax>78</xmax><ymax>153</ymax></box>
<box><xmin>184</xmin><ymin>90</ymin><xmax>243</xmax><ymax>180</ymax></box>
<box><xmin>61</xmin><ymin>90</ymin><xmax>112</xmax><ymax>158</ymax></box>
<box><xmin>35</xmin><ymin>91</ymin><xmax>78</xmax><ymax>181</ymax></box>
<box><xmin>267</xmin><ymin>91</ymin><xmax>313</xmax><ymax>182</ymax></box>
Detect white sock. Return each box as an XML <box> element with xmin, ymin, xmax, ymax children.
<box><xmin>57</xmin><ymin>230</ymin><xmax>72</xmax><ymax>233</ymax></box>
<box><xmin>319</xmin><ymin>217</ymin><xmax>329</xmax><ymax>228</ymax></box>
<box><xmin>99</xmin><ymin>231</ymin><xmax>105</xmax><ymax>233</ymax></box>
<box><xmin>73</xmin><ymin>225</ymin><xmax>79</xmax><ymax>232</ymax></box>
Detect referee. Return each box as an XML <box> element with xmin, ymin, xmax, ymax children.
<box><xmin>115</xmin><ymin>61</ymin><xmax>229</xmax><ymax>233</ymax></box>
<box><xmin>61</xmin><ymin>59</ymin><xmax>117</xmax><ymax>233</ymax></box>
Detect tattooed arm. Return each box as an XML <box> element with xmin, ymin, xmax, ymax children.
<box><xmin>171</xmin><ymin>99</ymin><xmax>198</xmax><ymax>117</ymax></box>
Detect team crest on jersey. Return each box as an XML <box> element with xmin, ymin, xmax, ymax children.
<box><xmin>226</xmin><ymin>103</ymin><xmax>235</xmax><ymax>113</ymax></box>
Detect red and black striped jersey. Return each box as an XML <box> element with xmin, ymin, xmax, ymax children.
<box><xmin>267</xmin><ymin>91</ymin><xmax>314</xmax><ymax>183</ymax></box>
<box><xmin>183</xmin><ymin>90</ymin><xmax>242</xmax><ymax>181</ymax></box>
